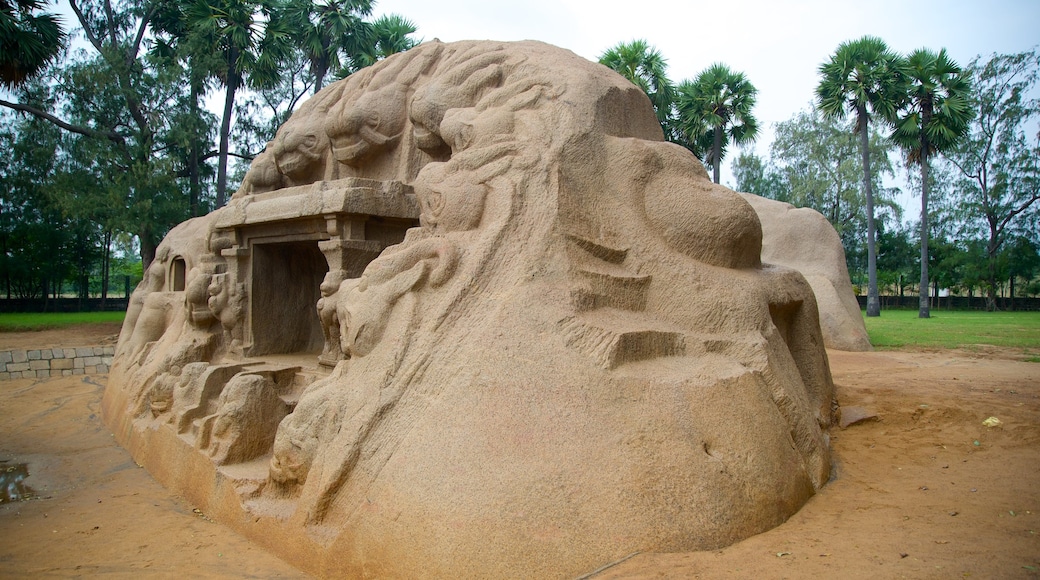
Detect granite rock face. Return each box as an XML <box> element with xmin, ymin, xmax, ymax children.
<box><xmin>104</xmin><ymin>40</ymin><xmax>835</xmax><ymax>578</ymax></box>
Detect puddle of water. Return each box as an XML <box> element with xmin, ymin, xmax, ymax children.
<box><xmin>1</xmin><ymin>461</ymin><xmax>35</xmax><ymax>502</ymax></box>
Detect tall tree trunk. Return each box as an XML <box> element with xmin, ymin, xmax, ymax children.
<box><xmin>313</xmin><ymin>57</ymin><xmax>327</xmax><ymax>95</ymax></box>
<box><xmin>100</xmin><ymin>230</ymin><xmax>111</xmax><ymax>310</ymax></box>
<box><xmin>216</xmin><ymin>50</ymin><xmax>241</xmax><ymax>208</ymax></box>
<box><xmin>712</xmin><ymin>125</ymin><xmax>723</xmax><ymax>184</ymax></box>
<box><xmin>189</xmin><ymin>81</ymin><xmax>202</xmax><ymax>217</ymax></box>
<box><xmin>3</xmin><ymin>232</ymin><xmax>9</xmax><ymax>299</ymax></box>
<box><xmin>986</xmin><ymin>232</ymin><xmax>998</xmax><ymax>312</ymax></box>
<box><xmin>919</xmin><ymin>152</ymin><xmax>930</xmax><ymax>318</ymax></box>
<box><xmin>1009</xmin><ymin>274</ymin><xmax>1015</xmax><ymax>311</ymax></box>
<box><xmin>140</xmin><ymin>227</ymin><xmax>157</xmax><ymax>272</ymax></box>
<box><xmin>859</xmin><ymin>106</ymin><xmax>880</xmax><ymax>317</ymax></box>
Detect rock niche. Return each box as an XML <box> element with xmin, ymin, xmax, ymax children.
<box><xmin>103</xmin><ymin>40</ymin><xmax>836</xmax><ymax>578</ymax></box>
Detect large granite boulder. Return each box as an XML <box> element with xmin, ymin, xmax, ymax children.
<box><xmin>741</xmin><ymin>193</ymin><xmax>872</xmax><ymax>352</ymax></box>
<box><xmin>104</xmin><ymin>40</ymin><xmax>835</xmax><ymax>578</ymax></box>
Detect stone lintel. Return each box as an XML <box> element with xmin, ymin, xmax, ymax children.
<box><xmin>214</xmin><ymin>179</ymin><xmax>418</xmax><ymax>230</ymax></box>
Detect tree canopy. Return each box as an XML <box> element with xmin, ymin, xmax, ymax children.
<box><xmin>945</xmin><ymin>49</ymin><xmax>1040</xmax><ymax>310</ymax></box>
<box><xmin>0</xmin><ymin>0</ymin><xmax>67</xmax><ymax>88</ymax></box>
<box><xmin>676</xmin><ymin>63</ymin><xmax>759</xmax><ymax>184</ymax></box>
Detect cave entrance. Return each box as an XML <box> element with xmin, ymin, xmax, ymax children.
<box><xmin>249</xmin><ymin>241</ymin><xmax>328</xmax><ymax>357</ymax></box>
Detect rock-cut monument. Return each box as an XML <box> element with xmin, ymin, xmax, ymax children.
<box><xmin>103</xmin><ymin>40</ymin><xmax>836</xmax><ymax>578</ymax></box>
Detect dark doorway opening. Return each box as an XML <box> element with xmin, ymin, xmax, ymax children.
<box><xmin>171</xmin><ymin>258</ymin><xmax>186</xmax><ymax>291</ymax></box>
<box><xmin>249</xmin><ymin>241</ymin><xmax>328</xmax><ymax>356</ymax></box>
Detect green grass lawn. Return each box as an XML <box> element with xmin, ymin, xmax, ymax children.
<box><xmin>0</xmin><ymin>311</ymin><xmax>126</xmax><ymax>332</ymax></box>
<box><xmin>863</xmin><ymin>309</ymin><xmax>1040</xmax><ymax>356</ymax></box>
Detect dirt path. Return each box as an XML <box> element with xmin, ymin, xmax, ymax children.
<box><xmin>1</xmin><ymin>328</ymin><xmax>1037</xmax><ymax>578</ymax></box>
<box><xmin>602</xmin><ymin>349</ymin><xmax>1040</xmax><ymax>579</ymax></box>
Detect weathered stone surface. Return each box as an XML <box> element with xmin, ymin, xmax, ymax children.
<box><xmin>740</xmin><ymin>193</ymin><xmax>872</xmax><ymax>352</ymax></box>
<box><xmin>839</xmin><ymin>405</ymin><xmax>879</xmax><ymax>428</ymax></box>
<box><xmin>103</xmin><ymin>40</ymin><xmax>835</xmax><ymax>578</ymax></box>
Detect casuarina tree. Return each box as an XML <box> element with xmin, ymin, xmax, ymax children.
<box><xmin>946</xmin><ymin>49</ymin><xmax>1040</xmax><ymax>311</ymax></box>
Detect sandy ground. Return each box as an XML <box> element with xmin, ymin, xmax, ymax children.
<box><xmin>1</xmin><ymin>324</ymin><xmax>1038</xmax><ymax>579</ymax></box>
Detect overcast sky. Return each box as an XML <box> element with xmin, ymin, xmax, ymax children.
<box><xmin>372</xmin><ymin>0</ymin><xmax>1040</xmax><ymax>201</ymax></box>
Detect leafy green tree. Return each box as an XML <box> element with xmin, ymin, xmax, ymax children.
<box><xmin>0</xmin><ymin>0</ymin><xmax>193</xmax><ymax>267</ymax></box>
<box><xmin>0</xmin><ymin>0</ymin><xmax>67</xmax><ymax>88</ymax></box>
<box><xmin>150</xmin><ymin>0</ymin><xmax>225</xmax><ymax>217</ymax></box>
<box><xmin>915</xmin><ymin>160</ymin><xmax>965</xmax><ymax>308</ymax></box>
<box><xmin>731</xmin><ymin>150</ymin><xmax>784</xmax><ymax>200</ymax></box>
<box><xmin>0</xmin><ymin>111</ymin><xmax>107</xmax><ymax>304</ymax></box>
<box><xmin>945</xmin><ymin>49</ymin><xmax>1040</xmax><ymax>311</ymax></box>
<box><xmin>892</xmin><ymin>48</ymin><xmax>972</xmax><ymax>318</ymax></box>
<box><xmin>676</xmin><ymin>63</ymin><xmax>759</xmax><ymax>184</ymax></box>
<box><xmin>184</xmin><ymin>0</ymin><xmax>293</xmax><ymax>207</ymax></box>
<box><xmin>817</xmin><ymin>35</ymin><xmax>906</xmax><ymax>317</ymax></box>
<box><xmin>876</xmin><ymin>219</ymin><xmax>917</xmax><ymax>300</ymax></box>
<box><xmin>1003</xmin><ymin>235</ymin><xmax>1039</xmax><ymax>309</ymax></box>
<box><xmin>770</xmin><ymin>106</ymin><xmax>899</xmax><ymax>261</ymax></box>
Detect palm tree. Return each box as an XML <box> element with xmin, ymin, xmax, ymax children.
<box><xmin>892</xmin><ymin>48</ymin><xmax>972</xmax><ymax>319</ymax></box>
<box><xmin>0</xmin><ymin>0</ymin><xmax>66</xmax><ymax>89</ymax></box>
<box><xmin>283</xmin><ymin>0</ymin><xmax>374</xmax><ymax>93</ymax></box>
<box><xmin>185</xmin><ymin>0</ymin><xmax>293</xmax><ymax>207</ymax></box>
<box><xmin>351</xmin><ymin>14</ymin><xmax>419</xmax><ymax>71</ymax></box>
<box><xmin>598</xmin><ymin>39</ymin><xmax>674</xmax><ymax>126</ymax></box>
<box><xmin>817</xmin><ymin>36</ymin><xmax>906</xmax><ymax>317</ymax></box>
<box><xmin>353</xmin><ymin>14</ymin><xmax>418</xmax><ymax>71</ymax></box>
<box><xmin>676</xmin><ymin>63</ymin><xmax>759</xmax><ymax>184</ymax></box>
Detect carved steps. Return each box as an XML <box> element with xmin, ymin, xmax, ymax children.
<box><xmin>561</xmin><ymin>232</ymin><xmax>684</xmax><ymax>368</ymax></box>
<box><xmin>559</xmin><ymin>309</ymin><xmax>685</xmax><ymax>370</ymax></box>
<box><xmin>566</xmin><ymin>233</ymin><xmax>651</xmax><ymax>313</ymax></box>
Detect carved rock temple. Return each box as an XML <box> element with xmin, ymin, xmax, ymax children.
<box><xmin>104</xmin><ymin>40</ymin><xmax>838</xmax><ymax>578</ymax></box>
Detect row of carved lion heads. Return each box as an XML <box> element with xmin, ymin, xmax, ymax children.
<box><xmin>235</xmin><ymin>44</ymin><xmax>542</xmax><ymax>198</ymax></box>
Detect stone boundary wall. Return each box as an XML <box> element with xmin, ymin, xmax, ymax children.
<box><xmin>0</xmin><ymin>346</ymin><xmax>114</xmax><ymax>380</ymax></box>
